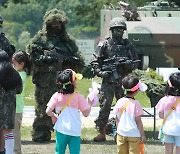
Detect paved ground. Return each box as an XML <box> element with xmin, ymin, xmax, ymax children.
<box><xmin>22</xmin><ymin>106</ymin><xmax>162</xmax><ymax>128</ymax></box>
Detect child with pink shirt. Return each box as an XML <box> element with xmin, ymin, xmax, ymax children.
<box><xmin>46</xmin><ymin>69</ymin><xmax>93</xmax><ymax>154</ymax></box>
<box><xmin>156</xmin><ymin>72</ymin><xmax>180</xmax><ymax>154</ymax></box>
<box><xmin>113</xmin><ymin>75</ymin><xmax>147</xmax><ymax>154</ymax></box>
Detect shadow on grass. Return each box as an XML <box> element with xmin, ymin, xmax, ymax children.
<box><xmin>21</xmin><ymin>129</ymin><xmax>162</xmax><ymax>146</ymax></box>
<box><xmin>81</xmin><ymin>137</ymin><xmax>162</xmax><ymax>146</ymax></box>
<box><xmin>81</xmin><ymin>138</ymin><xmax>116</xmax><ymax>145</ymax></box>
<box><xmin>22</xmin><ymin>140</ymin><xmax>56</xmax><ymax>145</ymax></box>
<box><xmin>22</xmin><ymin>138</ymin><xmax>116</xmax><ymax>146</ymax></box>
<box><xmin>21</xmin><ymin>138</ymin><xmax>162</xmax><ymax>147</ymax></box>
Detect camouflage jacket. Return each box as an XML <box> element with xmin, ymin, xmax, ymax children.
<box><xmin>27</xmin><ymin>30</ymin><xmax>82</xmax><ymax>88</ymax></box>
<box><xmin>91</xmin><ymin>37</ymin><xmax>138</xmax><ymax>82</ymax></box>
<box><xmin>0</xmin><ymin>33</ymin><xmax>15</xmax><ymax>58</ymax></box>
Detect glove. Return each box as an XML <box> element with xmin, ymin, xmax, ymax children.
<box><xmin>124</xmin><ymin>60</ymin><xmax>132</xmax><ymax>65</ymax></box>
<box><xmin>123</xmin><ymin>60</ymin><xmax>134</xmax><ymax>75</ymax></box>
<box><xmin>40</xmin><ymin>55</ymin><xmax>58</xmax><ymax>64</ymax></box>
<box><xmin>124</xmin><ymin>60</ymin><xmax>134</xmax><ymax>69</ymax></box>
<box><xmin>97</xmin><ymin>71</ymin><xmax>112</xmax><ymax>78</ymax></box>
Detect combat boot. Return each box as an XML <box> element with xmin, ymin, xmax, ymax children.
<box><xmin>93</xmin><ymin>127</ymin><xmax>106</xmax><ymax>142</ymax></box>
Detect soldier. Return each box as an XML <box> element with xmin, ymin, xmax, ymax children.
<box><xmin>91</xmin><ymin>17</ymin><xmax>138</xmax><ymax>142</ymax></box>
<box><xmin>0</xmin><ymin>16</ymin><xmax>15</xmax><ymax>59</ymax></box>
<box><xmin>27</xmin><ymin>9</ymin><xmax>84</xmax><ymax>142</ymax></box>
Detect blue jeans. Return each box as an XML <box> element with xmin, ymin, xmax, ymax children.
<box><xmin>55</xmin><ymin>131</ymin><xmax>80</xmax><ymax>154</ymax></box>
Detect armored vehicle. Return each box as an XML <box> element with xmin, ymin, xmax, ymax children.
<box><xmin>101</xmin><ymin>0</ymin><xmax>180</xmax><ymax>69</ymax></box>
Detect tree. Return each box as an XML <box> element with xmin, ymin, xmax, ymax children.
<box><xmin>56</xmin><ymin>0</ymin><xmax>119</xmax><ymax>38</ymax></box>
<box><xmin>1</xmin><ymin>0</ymin><xmax>46</xmax><ymax>47</ymax></box>
<box><xmin>1</xmin><ymin>0</ymin><xmax>150</xmax><ymax>47</ymax></box>
<box><xmin>17</xmin><ymin>31</ymin><xmax>31</xmax><ymax>50</ymax></box>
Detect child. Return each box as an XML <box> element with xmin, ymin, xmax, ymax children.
<box><xmin>113</xmin><ymin>75</ymin><xmax>147</xmax><ymax>154</ymax></box>
<box><xmin>46</xmin><ymin>69</ymin><xmax>93</xmax><ymax>154</ymax></box>
<box><xmin>0</xmin><ymin>49</ymin><xmax>22</xmax><ymax>154</ymax></box>
<box><xmin>156</xmin><ymin>72</ymin><xmax>180</xmax><ymax>154</ymax></box>
<box><xmin>12</xmin><ymin>50</ymin><xmax>31</xmax><ymax>154</ymax></box>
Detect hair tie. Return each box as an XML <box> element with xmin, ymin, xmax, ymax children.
<box><xmin>168</xmin><ymin>80</ymin><xmax>173</xmax><ymax>88</ymax></box>
<box><xmin>66</xmin><ymin>68</ymin><xmax>83</xmax><ymax>81</ymax></box>
<box><xmin>62</xmin><ymin>81</ymin><xmax>71</xmax><ymax>89</ymax></box>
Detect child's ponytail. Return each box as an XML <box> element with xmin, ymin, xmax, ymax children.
<box><xmin>13</xmin><ymin>50</ymin><xmax>32</xmax><ymax>75</ymax></box>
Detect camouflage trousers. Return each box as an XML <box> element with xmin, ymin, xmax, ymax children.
<box><xmin>94</xmin><ymin>80</ymin><xmax>124</xmax><ymax>130</ymax></box>
<box><xmin>0</xmin><ymin>89</ymin><xmax>16</xmax><ymax>130</ymax></box>
<box><xmin>32</xmin><ymin>86</ymin><xmax>56</xmax><ymax>142</ymax></box>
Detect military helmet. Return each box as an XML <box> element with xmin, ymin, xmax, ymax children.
<box><xmin>0</xmin><ymin>16</ymin><xmax>3</xmax><ymax>27</ymax></box>
<box><xmin>109</xmin><ymin>17</ymin><xmax>127</xmax><ymax>30</ymax></box>
<box><xmin>43</xmin><ymin>8</ymin><xmax>68</xmax><ymax>26</ymax></box>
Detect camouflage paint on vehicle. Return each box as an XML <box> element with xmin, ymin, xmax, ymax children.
<box><xmin>101</xmin><ymin>1</ymin><xmax>180</xmax><ymax>69</ymax></box>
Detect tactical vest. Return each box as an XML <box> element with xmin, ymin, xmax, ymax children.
<box><xmin>103</xmin><ymin>38</ymin><xmax>131</xmax><ymax>59</ymax></box>
<box><xmin>100</xmin><ymin>38</ymin><xmax>134</xmax><ymax>83</ymax></box>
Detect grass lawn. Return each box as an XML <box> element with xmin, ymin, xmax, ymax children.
<box><xmin>21</xmin><ymin>126</ymin><xmax>165</xmax><ymax>154</ymax></box>
<box><xmin>21</xmin><ymin>76</ymin><xmax>167</xmax><ymax>153</ymax></box>
<box><xmin>24</xmin><ymin>76</ymin><xmax>35</xmax><ymax>106</ymax></box>
<box><xmin>24</xmin><ymin>76</ymin><xmax>151</xmax><ymax>107</ymax></box>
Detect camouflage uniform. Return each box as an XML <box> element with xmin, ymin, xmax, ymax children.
<box><xmin>27</xmin><ymin>9</ymin><xmax>84</xmax><ymax>142</ymax></box>
<box><xmin>0</xmin><ymin>49</ymin><xmax>22</xmax><ymax>131</ymax></box>
<box><xmin>91</xmin><ymin>17</ymin><xmax>138</xmax><ymax>141</ymax></box>
<box><xmin>0</xmin><ymin>88</ymin><xmax>20</xmax><ymax>130</ymax></box>
<box><xmin>0</xmin><ymin>17</ymin><xmax>17</xmax><ymax>129</ymax></box>
<box><xmin>0</xmin><ymin>16</ymin><xmax>15</xmax><ymax>59</ymax></box>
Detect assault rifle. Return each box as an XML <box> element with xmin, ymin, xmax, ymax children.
<box><xmin>102</xmin><ymin>56</ymin><xmax>140</xmax><ymax>79</ymax></box>
<box><xmin>33</xmin><ymin>46</ymin><xmax>85</xmax><ymax>67</ymax></box>
<box><xmin>48</xmin><ymin>47</ymin><xmax>84</xmax><ymax>66</ymax></box>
